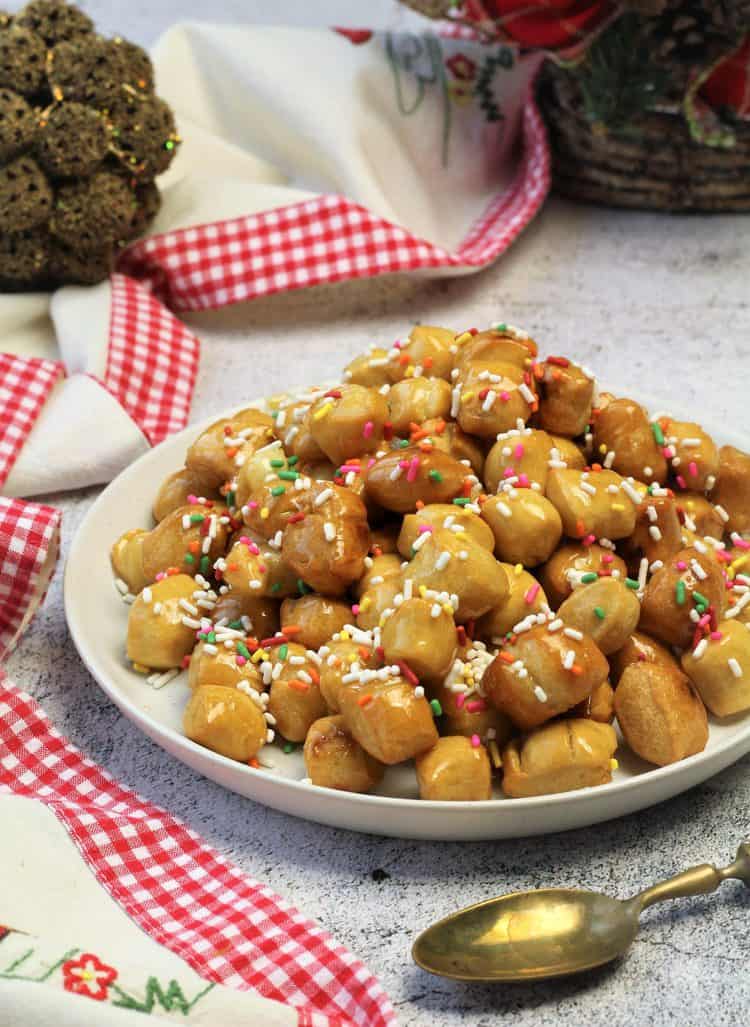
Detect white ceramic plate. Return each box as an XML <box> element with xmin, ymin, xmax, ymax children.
<box><xmin>65</xmin><ymin>396</ymin><xmax>750</xmax><ymax>840</ymax></box>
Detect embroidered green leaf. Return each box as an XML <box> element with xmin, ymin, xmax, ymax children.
<box><xmin>111</xmin><ymin>976</ymin><xmax>214</xmax><ymax>1014</ymax></box>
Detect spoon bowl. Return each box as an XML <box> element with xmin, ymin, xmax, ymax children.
<box><xmin>413</xmin><ymin>842</ymin><xmax>750</xmax><ymax>983</ymax></box>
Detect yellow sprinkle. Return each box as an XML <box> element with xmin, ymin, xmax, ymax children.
<box><xmin>461</xmin><ymin>391</ymin><xmax>475</xmax><ymax>402</ymax></box>
<box><xmin>611</xmin><ymin>503</ymin><xmax>625</xmax><ymax>511</ymax></box>
<box><xmin>610</xmin><ymin>758</ymin><xmax>619</xmax><ymax>771</ymax></box>
<box><xmin>599</xmin><ymin>444</ymin><xmax>607</xmax><ymax>455</ymax></box>
<box><xmin>731</xmin><ymin>556</ymin><xmax>749</xmax><ymax>574</ymax></box>
<box><xmin>132</xmin><ymin>662</ymin><xmax>150</xmax><ymax>674</ymax></box>
<box><xmin>404</xmin><ymin>365</ymin><xmax>415</xmax><ymax>378</ymax></box>
<box><xmin>454</xmin><ymin>531</ymin><xmax>468</xmax><ymax>540</ymax></box>
<box><xmin>359</xmin><ymin>597</ymin><xmax>371</xmax><ymax>611</ymax></box>
<box><xmin>455</xmin><ymin>331</ymin><xmax>472</xmax><ymax>345</ymax></box>
<box><xmin>313</xmin><ymin>402</ymin><xmax>334</xmax><ymax>421</ymax></box>
<box><xmin>488</xmin><ymin>739</ymin><xmax>502</xmax><ymax>769</ymax></box>
<box><xmin>514</xmin><ymin>563</ymin><xmax>523</xmax><ymax>576</ymax></box>
<box><xmin>419</xmin><ymin>585</ymin><xmax>427</xmax><ymax>597</ymax></box>
<box><xmin>379</xmin><ymin>615</ymin><xmax>387</xmax><ymax>627</ymax></box>
<box><xmin>260</xmin><ymin>507</ymin><xmax>270</xmax><ymax>520</ymax></box>
<box><xmin>442</xmin><ymin>602</ymin><xmax>453</xmax><ymax>615</ymax></box>
<box><xmin>252</xmin><ymin>649</ymin><xmax>268</xmax><ymax>663</ymax></box>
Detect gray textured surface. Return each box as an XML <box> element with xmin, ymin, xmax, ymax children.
<box><xmin>7</xmin><ymin>2</ymin><xmax>750</xmax><ymax>1025</ymax></box>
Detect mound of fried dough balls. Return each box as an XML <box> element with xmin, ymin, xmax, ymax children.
<box><xmin>112</xmin><ymin>323</ymin><xmax>750</xmax><ymax>801</ymax></box>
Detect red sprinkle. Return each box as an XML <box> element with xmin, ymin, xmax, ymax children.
<box><xmin>547</xmin><ymin>355</ymin><xmax>570</xmax><ymax>367</ymax></box>
<box><xmin>261</xmin><ymin>634</ymin><xmax>288</xmax><ymax>648</ymax></box>
<box><xmin>288</xmin><ymin>512</ymin><xmax>306</xmax><ymax>523</ymax></box>
<box><xmin>397</xmin><ymin>660</ymin><xmax>419</xmax><ymax>686</ymax></box>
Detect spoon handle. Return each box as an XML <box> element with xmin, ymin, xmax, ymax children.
<box><xmin>635</xmin><ymin>842</ymin><xmax>750</xmax><ymax>911</ymax></box>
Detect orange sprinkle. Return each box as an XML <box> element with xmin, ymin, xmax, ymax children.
<box><xmin>248</xmin><ymin>757</ymin><xmax>260</xmax><ymax>768</ymax></box>
<box><xmin>398</xmin><ymin>353</ymin><xmax>411</xmax><ymax>366</ymax></box>
<box><xmin>423</xmin><ymin>356</ymin><xmax>434</xmax><ymax>369</ymax></box>
<box><xmin>357</xmin><ymin>694</ymin><xmax>374</xmax><ymax>707</ymax></box>
<box><xmin>281</xmin><ymin>624</ymin><xmax>302</xmax><ymax>635</ymax></box>
<box><xmin>462</xmin><ymin>479</ymin><xmax>473</xmax><ymax>497</ymax></box>
<box><xmin>434</xmin><ymin>419</ymin><xmax>446</xmax><ymax>435</ymax></box>
<box><xmin>188</xmin><ymin>540</ymin><xmax>200</xmax><ymax>554</ymax></box>
<box><xmin>289</xmin><ymin>679</ymin><xmax>310</xmax><ymax>693</ymax></box>
<box><xmin>228</xmin><ymin>562</ymin><xmax>239</xmax><ymax>572</ymax></box>
<box><xmin>358</xmin><ymin>646</ymin><xmax>371</xmax><ymax>662</ymax></box>
<box><xmin>418</xmin><ymin>441</ymin><xmax>433</xmax><ymax>453</ymax></box>
<box><xmin>499</xmin><ymin>651</ymin><xmax>515</xmax><ymax>664</ymax></box>
<box><xmin>166</xmin><ymin>566</ymin><xmax>180</xmax><ymax>576</ymax></box>
<box><xmin>411</xmin><ymin>428</ymin><xmax>430</xmax><ymax>442</ymax></box>
<box><xmin>308</xmin><ymin>667</ymin><xmax>320</xmax><ymax>686</ymax></box>
<box><xmin>552</xmin><ymin>369</ymin><xmax>562</xmax><ymax>381</ymax></box>
<box><xmin>226</xmin><ymin>447</ymin><xmax>238</xmax><ymax>458</ymax></box>
<box><xmin>575</xmin><ymin>519</ymin><xmax>585</xmax><ymax>538</ymax></box>
<box><xmin>533</xmin><ymin>362</ymin><xmax>545</xmax><ymax>380</ymax></box>
<box><xmin>570</xmin><ymin>664</ymin><xmax>583</xmax><ymax>676</ymax></box>
<box><xmin>415</xmin><ymin>500</ymin><xmax>425</xmax><ymax>511</ymax></box>
<box><xmin>591</xmin><ymin>463</ymin><xmax>603</xmax><ymax>472</ymax></box>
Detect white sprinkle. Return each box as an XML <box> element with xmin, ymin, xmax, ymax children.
<box><xmin>518</xmin><ymin>383</ymin><xmax>535</xmax><ymax>404</ymax></box>
<box><xmin>203</xmin><ymin>643</ymin><xmax>218</xmax><ymax>656</ymax></box>
<box><xmin>690</xmin><ymin>559</ymin><xmax>707</xmax><ymax>581</ymax></box>
<box><xmin>727</xmin><ymin>592</ymin><xmax>750</xmax><ymax>618</ymax></box>
<box><xmin>315</xmin><ymin>488</ymin><xmax>333</xmax><ymax>507</ymax></box>
<box><xmin>563</xmin><ymin>627</ymin><xmax>583</xmax><ymax>641</ymax></box>
<box><xmin>153</xmin><ymin>602</ymin><xmax>162</xmax><ymax>615</ymax></box>
<box><xmin>646</xmin><ymin>505</ymin><xmax>658</xmax><ymax>523</ymax></box>
<box><xmin>534</xmin><ymin>685</ymin><xmax>548</xmax><ymax>703</ymax></box>
<box><xmin>562</xmin><ymin>649</ymin><xmax>575</xmax><ymax>670</ymax></box>
<box><xmin>403</xmin><ymin>578</ymin><xmax>413</xmax><ymax>600</ymax></box>
<box><xmin>643</xmin><ymin>466</ymin><xmax>653</xmax><ymax>478</ymax></box>
<box><xmin>606</xmin><ymin>484</ymin><xmax>619</xmax><ymax>495</ymax></box>
<box><xmin>481</xmin><ymin>389</ymin><xmax>497</xmax><ymax>412</ymax></box>
<box><xmin>649</xmin><ymin>525</ymin><xmax>662</xmax><ymax>542</ymax></box>
<box><xmin>178</xmin><ymin>598</ymin><xmax>198</xmax><ymax>616</ymax></box>
<box><xmin>497</xmin><ymin>501</ymin><xmax>512</xmax><ymax>518</ymax></box>
<box><xmin>412</xmin><ymin>531</ymin><xmax>431</xmax><ymax>552</ymax></box>
<box><xmin>706</xmin><ymin>474</ymin><xmax>716</xmax><ymax>491</ymax></box>
<box><xmin>728</xmin><ymin>658</ymin><xmax>743</xmax><ymax>679</ymax></box>
<box><xmin>414</xmin><ymin>686</ymin><xmax>425</xmax><ymax>698</ymax></box>
<box><xmin>650</xmin><ymin>560</ymin><xmax>664</xmax><ymax>573</ymax></box>
<box><xmin>693</xmin><ymin>539</ymin><xmax>708</xmax><ymax>555</ymax></box>
<box><xmin>430</xmin><ymin>603</ymin><xmax>442</xmax><ymax>619</ymax></box>
<box><xmin>388</xmin><ymin>464</ymin><xmax>403</xmax><ymax>482</ymax></box>
<box><xmin>114</xmin><ymin>577</ymin><xmax>129</xmax><ymax>595</ymax></box>
<box><xmin>142</xmin><ymin>587</ymin><xmax>153</xmax><ymax>604</ymax></box>
<box><xmin>548</xmin><ymin>618</ymin><xmax>563</xmax><ymax>633</ymax></box>
<box><xmin>458</xmin><ymin>550</ymin><xmax>468</xmax><ymax>561</ymax></box>
<box><xmin>451</xmin><ymin>385</ymin><xmax>461</xmax><ymax>417</ymax></box>
<box><xmin>122</xmin><ymin>593</ymin><xmax>135</xmax><ymax>604</ymax></box>
<box><xmin>681</xmin><ymin>437</ymin><xmax>702</xmax><ymax>447</ymax></box>
<box><xmin>147</xmin><ymin>668</ymin><xmax>180</xmax><ymax>689</ymax></box>
<box><xmin>182</xmin><ymin>514</ymin><xmax>191</xmax><ymax>530</ymax></box>
<box><xmin>603</xmin><ymin>450</ymin><xmax>616</xmax><ymax>469</ymax></box>
<box><xmin>638</xmin><ymin>557</ymin><xmax>649</xmax><ymax>593</ymax></box>
<box><xmin>323</xmin><ymin>521</ymin><xmax>336</xmax><ymax>542</ymax></box>
<box><xmin>692</xmin><ymin>639</ymin><xmax>708</xmax><ymax>660</ymax></box>
<box><xmin>436</xmin><ymin>551</ymin><xmax>451</xmax><ymax>571</ymax></box>
<box><xmin>621</xmin><ymin>479</ymin><xmax>642</xmax><ymax>505</ymax></box>
<box><xmin>266</xmin><ymin>729</ymin><xmax>275</xmax><ymax>744</ymax></box>
<box><xmin>715</xmin><ymin>505</ymin><xmax>730</xmax><ymax>523</ymax></box>
<box><xmin>580</xmin><ymin>481</ymin><xmax>597</xmax><ymax>496</ymax></box>
<box><xmin>249</xmin><ymin>580</ymin><xmax>262</xmax><ymax>590</ymax></box>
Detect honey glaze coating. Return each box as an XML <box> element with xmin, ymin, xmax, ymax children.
<box><xmin>111</xmin><ymin>320</ymin><xmax>750</xmax><ymax>799</ymax></box>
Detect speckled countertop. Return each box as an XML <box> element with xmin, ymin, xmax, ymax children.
<box><xmin>6</xmin><ymin>2</ymin><xmax>750</xmax><ymax>1025</ymax></box>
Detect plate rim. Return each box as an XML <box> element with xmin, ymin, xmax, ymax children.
<box><xmin>64</xmin><ymin>393</ymin><xmax>750</xmax><ymax>822</ymax></box>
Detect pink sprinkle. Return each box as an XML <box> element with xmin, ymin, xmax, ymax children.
<box><xmin>466</xmin><ymin>699</ymin><xmax>487</xmax><ymax>714</ymax></box>
<box><xmin>514</xmin><ymin>443</ymin><xmax>524</xmax><ymax>459</ymax></box>
<box><xmin>249</xmin><ymin>543</ymin><xmax>260</xmax><ymax>555</ymax></box>
<box><xmin>717</xmin><ymin>550</ymin><xmax>733</xmax><ymax>563</ymax></box>
<box><xmin>339</xmin><ymin>464</ymin><xmax>361</xmax><ymax>474</ymax></box>
<box><xmin>676</xmin><ymin>474</ymin><xmax>687</xmax><ymax>489</ymax></box>
<box><xmin>662</xmin><ymin>447</ymin><xmax>672</xmax><ymax>459</ymax></box>
<box><xmin>236</xmin><ymin>655</ymin><xmax>247</xmax><ymax>666</ymax></box>
<box><xmin>503</xmin><ymin>467</ymin><xmax>515</xmax><ymax>479</ymax></box>
<box><xmin>407</xmin><ymin>456</ymin><xmax>420</xmax><ymax>483</ymax></box>
<box><xmin>676</xmin><ymin>560</ymin><xmax>687</xmax><ymax>571</ymax></box>
<box><xmin>187</xmin><ymin>494</ymin><xmax>198</xmax><ymax>504</ymax></box>
<box><xmin>698</xmin><ymin>614</ymin><xmax>711</xmax><ymax>628</ymax></box>
<box><xmin>470</xmin><ymin>734</ymin><xmax>481</xmax><ymax>748</ymax></box>
<box><xmin>455</xmin><ymin>692</ymin><xmax>466</xmax><ymax>710</ymax></box>
<box><xmin>155</xmin><ymin>572</ymin><xmax>166</xmax><ymax>581</ymax></box>
<box><xmin>248</xmin><ymin>501</ymin><xmax>259</xmax><ymax>510</ymax></box>
<box><xmin>602</xmin><ymin>553</ymin><xmax>614</xmax><ymax>564</ymax></box>
<box><xmin>735</xmin><ymin>538</ymin><xmax>750</xmax><ymax>551</ymax></box>
<box><xmin>393</xmin><ymin>339</ymin><xmax>403</xmax><ymax>349</ymax></box>
<box><xmin>398</xmin><ymin>459</ymin><xmax>411</xmax><ymax>470</ymax></box>
<box><xmin>363</xmin><ymin>420</ymin><xmax>374</xmax><ymax>439</ymax></box>
<box><xmin>583</xmin><ymin>533</ymin><xmax>596</xmax><ymax>546</ymax></box>
<box><xmin>688</xmin><ymin>461</ymin><xmax>698</xmax><ymax>478</ymax></box>
<box><xmin>524</xmin><ymin>583</ymin><xmax>540</xmax><ymax>604</ymax></box>
<box><xmin>367</xmin><ymin>458</ymin><xmax>376</xmax><ymax>469</ymax></box>
<box><xmin>710</xmin><ymin>630</ymin><xmax>723</xmax><ymax>641</ymax></box>
<box><xmin>518</xmin><ymin>473</ymin><xmax>530</xmax><ymax>488</ymax></box>
<box><xmin>257</xmin><ymin>564</ymin><xmax>267</xmax><ymax>573</ymax></box>
<box><xmin>499</xmin><ymin>390</ymin><xmax>510</xmax><ymax>402</ymax></box>
<box><xmin>351</xmin><ymin>604</ymin><xmax>360</xmax><ymax>616</ymax></box>
<box><xmin>417</xmin><ymin>524</ymin><xmax>434</xmax><ymax>535</ymax></box>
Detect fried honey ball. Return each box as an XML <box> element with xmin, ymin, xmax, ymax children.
<box><xmin>49</xmin><ymin>35</ymin><xmax>154</xmax><ymax>106</ymax></box>
<box><xmin>0</xmin><ymin>155</ymin><xmax>53</xmax><ymax>233</ymax></box>
<box><xmin>0</xmin><ymin>87</ymin><xmax>36</xmax><ymax>162</ymax></box>
<box><xmin>15</xmin><ymin>1</ymin><xmax>94</xmax><ymax>45</ymax></box>
<box><xmin>37</xmin><ymin>102</ymin><xmax>110</xmax><ymax>178</ymax></box>
<box><xmin>47</xmin><ymin>237</ymin><xmax>114</xmax><ymax>285</ymax></box>
<box><xmin>50</xmin><ymin>170</ymin><xmax>135</xmax><ymax>248</ymax></box>
<box><xmin>109</xmin><ymin>93</ymin><xmax>178</xmax><ymax>177</ymax></box>
<box><xmin>0</xmin><ymin>26</ymin><xmax>46</xmax><ymax>95</ymax></box>
<box><xmin>0</xmin><ymin>227</ymin><xmax>48</xmax><ymax>287</ymax></box>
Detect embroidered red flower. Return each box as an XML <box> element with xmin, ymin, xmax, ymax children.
<box><xmin>701</xmin><ymin>36</ymin><xmax>750</xmax><ymax>119</ymax></box>
<box><xmin>62</xmin><ymin>953</ymin><xmax>118</xmax><ymax>1002</ymax></box>
<box><xmin>463</xmin><ymin>0</ymin><xmax>615</xmax><ymax>51</ymax></box>
<box><xmin>446</xmin><ymin>53</ymin><xmax>478</xmax><ymax>80</ymax></box>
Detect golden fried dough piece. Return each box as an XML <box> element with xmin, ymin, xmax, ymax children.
<box><xmin>211</xmin><ymin>591</ymin><xmax>280</xmax><ymax>640</ymax></box>
<box><xmin>152</xmin><ymin>468</ymin><xmax>218</xmax><ymax>522</ymax></box>
<box><xmin>453</xmin><ymin>327</ymin><xmax>537</xmax><ymax>373</ymax></box>
<box><xmin>267</xmin><ymin>643</ymin><xmax>327</xmax><ymax>742</ymax></box>
<box><xmin>537</xmin><ymin>359</ymin><xmax>594</xmax><ymax>438</ymax></box>
<box><xmin>308</xmin><ymin>385</ymin><xmax>388</xmax><ymax>465</ymax></box>
<box><xmin>681</xmin><ymin>619</ymin><xmax>750</xmax><ymax>717</ymax></box>
<box><xmin>416</xmin><ymin>736</ymin><xmax>492</xmax><ymax>801</ymax></box>
<box><xmin>625</xmin><ymin>494</ymin><xmax>683</xmax><ymax>567</ymax></box>
<box><xmin>281</xmin><ymin>483</ymin><xmax>369</xmax><ymax>596</ymax></box>
<box><xmin>368</xmin><ymin>521</ymin><xmax>401</xmax><ymax>554</ymax></box>
<box><xmin>591</xmin><ymin>398</ymin><xmax>667</xmax><ymax>484</ymax></box>
<box><xmin>381</xmin><ymin>598</ymin><xmax>457</xmax><ymax>683</ymax></box>
<box><xmin>548</xmin><ymin>434</ymin><xmax>586</xmax><ymax>471</ymax></box>
<box><xmin>557</xmin><ymin>577</ymin><xmax>641</xmax><ymax>655</ymax></box>
<box><xmin>607</xmin><ymin>630</ymin><xmax>678</xmax><ymax>685</ymax></box>
<box><xmin>419</xmin><ymin>418</ymin><xmax>485</xmax><ymax>476</ymax></box>
<box><xmin>483</xmin><ymin>624</ymin><xmax>609</xmax><ymax>731</ymax></box>
<box><xmin>407</xmin><ymin>529</ymin><xmax>508</xmax><ymax>621</ymax></box>
<box><xmin>711</xmin><ymin>445</ymin><xmax>750</xmax><ymax>535</ymax></box>
<box><xmin>304</xmin><ymin>715</ymin><xmax>385</xmax><ymax>793</ymax></box>
<box><xmin>186</xmin><ymin>408</ymin><xmax>275</xmax><ymax>488</ymax></box>
<box><xmin>481</xmin><ymin>491</ymin><xmax>562</xmax><ymax>567</ymax></box>
<box><xmin>222</xmin><ymin>534</ymin><xmax>297</xmax><ymax>599</ymax></box>
<box><xmin>397</xmin><ymin>504</ymin><xmax>494</xmax><ymax>558</ymax></box>
<box><xmin>340</xmin><ymin>676</ymin><xmax>439</xmax><ymax>765</ymax></box>
<box><xmin>356</xmin><ymin>576</ymin><xmax>404</xmax><ymax>632</ymax></box>
<box><xmin>126</xmin><ymin>574</ymin><xmax>200</xmax><ymax>670</ymax></box>
<box><xmin>344</xmin><ymin>347</ymin><xmax>391</xmax><ymax>388</ymax></box>
<box><xmin>675</xmin><ymin>492</ymin><xmax>725</xmax><ymax>542</ymax></box>
<box><xmin>184</xmin><ymin>684</ymin><xmax>268</xmax><ymax>762</ymax></box>
<box><xmin>388</xmin><ymin>377</ymin><xmax>452</xmax><ymax>435</ymax></box>
<box><xmin>501</xmin><ymin>720</ymin><xmax>617</xmax><ymax>798</ymax></box>
<box><xmin>188</xmin><ymin>640</ymin><xmax>264</xmax><ymax>692</ymax></box>
<box><xmin>537</xmin><ymin>542</ymin><xmax>627</xmax><ymax>610</ymax></box>
<box><xmin>353</xmin><ymin>553</ymin><xmax>403</xmax><ymax>599</ymax></box>
<box><xmin>279</xmin><ymin>595</ymin><xmax>352</xmax><ymax>650</ymax></box>
<box><xmin>664</xmin><ymin>419</ymin><xmax>719</xmax><ymax>493</ymax></box>
<box><xmin>142</xmin><ymin>504</ymin><xmax>230</xmax><ymax>583</ymax></box>
<box><xmin>387</xmin><ymin>324</ymin><xmax>456</xmax><ymax>382</ymax></box>
<box><xmin>570</xmin><ymin>680</ymin><xmax>615</xmax><ymax>723</ymax></box>
<box><xmin>456</xmin><ymin>363</ymin><xmax>535</xmax><ymax>438</ymax></box>
<box><xmin>364</xmin><ymin>447</ymin><xmax>467</xmax><ymax>513</ymax></box>
<box><xmin>271</xmin><ymin>398</ymin><xmax>326</xmax><ymax>463</ymax></box>
<box><xmin>614</xmin><ymin>663</ymin><xmax>708</xmax><ymax>766</ymax></box>
<box><xmin>484</xmin><ymin>428</ymin><xmax>553</xmax><ymax>494</ymax></box>
<box><xmin>433</xmin><ymin>679</ymin><xmax>513</xmax><ymax>747</ymax></box>
<box><xmin>546</xmin><ymin>468</ymin><xmax>638</xmax><ymax>541</ymax></box>
<box><xmin>319</xmin><ymin>639</ymin><xmax>373</xmax><ymax>712</ymax></box>
<box><xmin>476</xmin><ymin>564</ymin><xmax>548</xmax><ymax>643</ymax></box>
<box><xmin>639</xmin><ymin>546</ymin><xmax>726</xmax><ymax>648</ymax></box>
<box><xmin>111</xmin><ymin>528</ymin><xmax>149</xmax><ymax>594</ymax></box>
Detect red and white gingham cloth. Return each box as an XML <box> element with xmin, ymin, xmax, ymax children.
<box><xmin>0</xmin><ymin>673</ymin><xmax>395</xmax><ymax>1027</ymax></box>
<box><xmin>0</xmin><ymin>354</ymin><xmax>65</xmax><ymax>489</ymax></box>
<box><xmin>0</xmin><ymin>497</ymin><xmax>61</xmax><ymax>661</ymax></box>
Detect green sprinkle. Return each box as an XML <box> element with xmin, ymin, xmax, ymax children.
<box><xmin>453</xmin><ymin>497</ymin><xmax>471</xmax><ymax>506</ymax></box>
<box><xmin>228</xmin><ymin>619</ymin><xmax>243</xmax><ymax>630</ymax></box>
<box><xmin>165</xmin><ymin>139</ymin><xmax>175</xmax><ymax>151</ymax></box>
<box><xmin>271</xmin><ymin>409</ymin><xmax>279</xmax><ymax>420</ymax></box>
<box><xmin>651</xmin><ymin>421</ymin><xmax>665</xmax><ymax>446</ymax></box>
<box><xmin>594</xmin><ymin>606</ymin><xmax>606</xmax><ymax>620</ymax></box>
<box><xmin>693</xmin><ymin>590</ymin><xmax>708</xmax><ymax>607</ymax></box>
<box><xmin>494</xmin><ymin>322</ymin><xmax>507</xmax><ymax>332</ymax></box>
<box><xmin>190</xmin><ymin>513</ymin><xmax>205</xmax><ymax>523</ymax></box>
<box><xmin>206</xmin><ymin>631</ymin><xmax>216</xmax><ymax>644</ymax></box>
<box><xmin>287</xmin><ymin>455</ymin><xmax>299</xmax><ymax>466</ymax></box>
<box><xmin>283</xmin><ymin>742</ymin><xmax>296</xmax><ymax>754</ymax></box>
<box><xmin>399</xmin><ymin>439</ymin><xmax>410</xmax><ymax>448</ymax></box>
<box><xmin>270</xmin><ymin>458</ymin><xmax>285</xmax><ymax>468</ymax></box>
<box><xmin>271</xmin><ymin>485</ymin><xmax>286</xmax><ymax>496</ymax></box>
<box><xmin>278</xmin><ymin>644</ymin><xmax>288</xmax><ymax>661</ymax></box>
<box><xmin>430</xmin><ymin>699</ymin><xmax>443</xmax><ymax>717</ymax></box>
<box><xmin>428</xmin><ymin>469</ymin><xmax>443</xmax><ymax>482</ymax></box>
<box><xmin>278</xmin><ymin>470</ymin><xmax>299</xmax><ymax>481</ymax></box>
<box><xmin>625</xmin><ymin>578</ymin><xmax>640</xmax><ymax>589</ymax></box>
<box><xmin>200</xmin><ymin>555</ymin><xmax>210</xmax><ymax>576</ymax></box>
<box><xmin>226</xmin><ymin>491</ymin><xmax>236</xmax><ymax>508</ymax></box>
<box><xmin>675</xmin><ymin>580</ymin><xmax>686</xmax><ymax>606</ymax></box>
<box><xmin>270</xmin><ymin>582</ymin><xmax>281</xmax><ymax>594</ymax></box>
<box><xmin>297</xmin><ymin>579</ymin><xmax>310</xmax><ymax>595</ymax></box>
<box><xmin>580</xmin><ymin>572</ymin><xmax>598</xmax><ymax>584</ymax></box>
<box><xmin>184</xmin><ymin>553</ymin><xmax>195</xmax><ymax>565</ymax></box>
<box><xmin>236</xmin><ymin>642</ymin><xmax>251</xmax><ymax>659</ymax></box>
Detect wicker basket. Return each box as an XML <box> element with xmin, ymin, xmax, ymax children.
<box><xmin>538</xmin><ymin>60</ymin><xmax>750</xmax><ymax>212</ymax></box>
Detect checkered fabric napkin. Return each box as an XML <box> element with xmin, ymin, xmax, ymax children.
<box><xmin>0</xmin><ymin>673</ymin><xmax>395</xmax><ymax>1027</ymax></box>
<box><xmin>0</xmin><ymin>354</ymin><xmax>65</xmax><ymax>490</ymax></box>
<box><xmin>0</xmin><ymin>497</ymin><xmax>61</xmax><ymax>662</ymax></box>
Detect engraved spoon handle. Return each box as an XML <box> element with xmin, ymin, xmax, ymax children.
<box><xmin>634</xmin><ymin>842</ymin><xmax>750</xmax><ymax>911</ymax></box>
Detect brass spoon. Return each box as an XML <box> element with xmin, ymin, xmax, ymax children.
<box><xmin>413</xmin><ymin>842</ymin><xmax>750</xmax><ymax>983</ymax></box>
